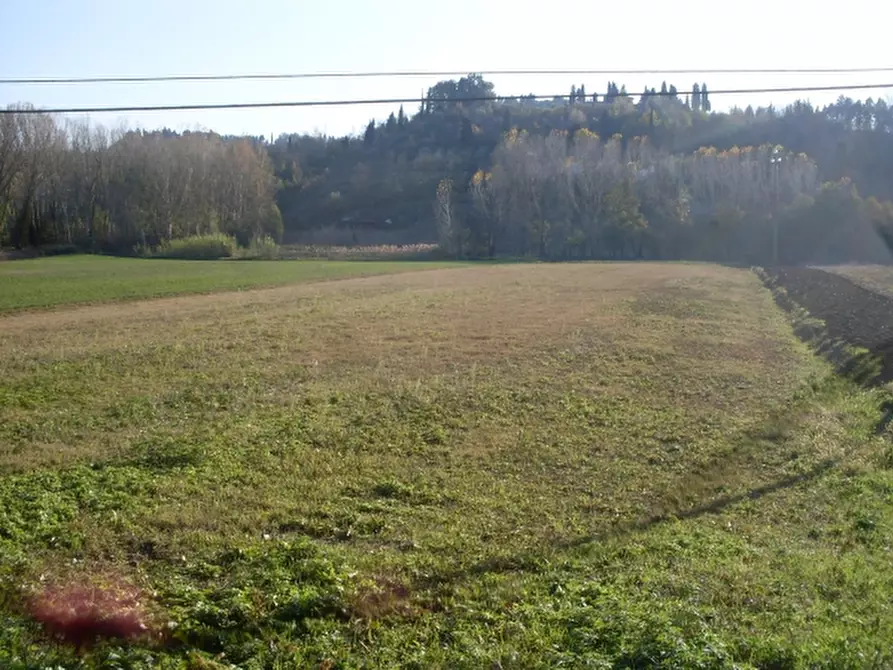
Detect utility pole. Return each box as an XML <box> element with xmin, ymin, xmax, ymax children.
<box><xmin>770</xmin><ymin>148</ymin><xmax>782</xmax><ymax>265</ymax></box>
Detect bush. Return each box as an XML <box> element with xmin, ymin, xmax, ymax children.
<box><xmin>150</xmin><ymin>234</ymin><xmax>238</xmax><ymax>260</ymax></box>
<box><xmin>279</xmin><ymin>243</ymin><xmax>440</xmax><ymax>261</ymax></box>
<box><xmin>132</xmin><ymin>242</ymin><xmax>151</xmax><ymax>258</ymax></box>
<box><xmin>240</xmin><ymin>235</ymin><xmax>280</xmax><ymax>260</ymax></box>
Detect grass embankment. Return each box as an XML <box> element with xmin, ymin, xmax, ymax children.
<box><xmin>1</xmin><ymin>263</ymin><xmax>892</xmax><ymax>667</ymax></box>
<box><xmin>0</xmin><ymin>255</ymin><xmax>466</xmax><ymax>313</ymax></box>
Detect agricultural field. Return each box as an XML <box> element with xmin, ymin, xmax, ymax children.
<box><xmin>2</xmin><ymin>261</ymin><xmax>893</xmax><ymax>668</ymax></box>
<box><xmin>0</xmin><ymin>255</ymin><xmax>466</xmax><ymax>313</ymax></box>
<box><xmin>771</xmin><ymin>266</ymin><xmax>893</xmax><ymax>383</ymax></box>
<box><xmin>818</xmin><ymin>263</ymin><xmax>893</xmax><ymax>300</ymax></box>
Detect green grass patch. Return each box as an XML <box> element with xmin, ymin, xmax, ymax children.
<box><xmin>0</xmin><ymin>255</ymin><xmax>467</xmax><ymax>313</ymax></box>
<box><xmin>1</xmin><ymin>263</ymin><xmax>892</xmax><ymax>667</ymax></box>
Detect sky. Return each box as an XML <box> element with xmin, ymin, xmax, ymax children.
<box><xmin>2</xmin><ymin>0</ymin><xmax>892</xmax><ymax>138</ymax></box>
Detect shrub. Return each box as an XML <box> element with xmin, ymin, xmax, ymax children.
<box><xmin>132</xmin><ymin>242</ymin><xmax>151</xmax><ymax>258</ymax></box>
<box><xmin>150</xmin><ymin>234</ymin><xmax>238</xmax><ymax>260</ymax></box>
<box><xmin>241</xmin><ymin>235</ymin><xmax>280</xmax><ymax>260</ymax></box>
<box><xmin>280</xmin><ymin>243</ymin><xmax>440</xmax><ymax>261</ymax></box>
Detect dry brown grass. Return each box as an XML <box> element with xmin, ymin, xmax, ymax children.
<box><xmin>2</xmin><ymin>263</ymin><xmax>796</xmax><ymax>473</ymax></box>
<box><xmin>0</xmin><ymin>262</ymin><xmax>806</xmax><ymax>485</ymax></box>
<box><xmin>0</xmin><ymin>262</ymin><xmax>764</xmax><ymax>369</ymax></box>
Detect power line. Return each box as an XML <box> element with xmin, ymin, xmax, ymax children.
<box><xmin>2</xmin><ymin>82</ymin><xmax>891</xmax><ymax>115</ymax></box>
<box><xmin>3</xmin><ymin>67</ymin><xmax>893</xmax><ymax>85</ymax></box>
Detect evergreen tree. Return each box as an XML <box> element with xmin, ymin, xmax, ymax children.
<box><xmin>579</xmin><ymin>84</ymin><xmax>586</xmax><ymax>102</ymax></box>
<box><xmin>669</xmin><ymin>84</ymin><xmax>678</xmax><ymax>98</ymax></box>
<box><xmin>385</xmin><ymin>112</ymin><xmax>397</xmax><ymax>132</ymax></box>
<box><xmin>397</xmin><ymin>105</ymin><xmax>407</xmax><ymax>126</ymax></box>
<box><xmin>660</xmin><ymin>81</ymin><xmax>668</xmax><ymax>96</ymax></box>
<box><xmin>570</xmin><ymin>85</ymin><xmax>577</xmax><ymax>103</ymax></box>
<box><xmin>639</xmin><ymin>87</ymin><xmax>651</xmax><ymax>112</ymax></box>
<box><xmin>363</xmin><ymin>120</ymin><xmax>377</xmax><ymax>146</ymax></box>
<box><xmin>701</xmin><ymin>83</ymin><xmax>711</xmax><ymax>112</ymax></box>
<box><xmin>692</xmin><ymin>84</ymin><xmax>701</xmax><ymax>112</ymax></box>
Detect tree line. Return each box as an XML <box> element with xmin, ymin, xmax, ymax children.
<box><xmin>0</xmin><ymin>105</ymin><xmax>282</xmax><ymax>251</ymax></box>
<box><xmin>268</xmin><ymin>75</ymin><xmax>893</xmax><ymax>263</ymax></box>
<box><xmin>436</xmin><ymin>129</ymin><xmax>893</xmax><ymax>263</ymax></box>
<box><xmin>4</xmin><ymin>74</ymin><xmax>893</xmax><ymax>264</ymax></box>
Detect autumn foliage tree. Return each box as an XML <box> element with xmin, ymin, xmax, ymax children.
<box><xmin>0</xmin><ymin>107</ymin><xmax>282</xmax><ymax>251</ymax></box>
<box><xmin>445</xmin><ymin>127</ymin><xmax>893</xmax><ymax>263</ymax></box>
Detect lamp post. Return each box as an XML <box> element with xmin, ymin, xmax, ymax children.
<box><xmin>770</xmin><ymin>148</ymin><xmax>783</xmax><ymax>265</ymax></box>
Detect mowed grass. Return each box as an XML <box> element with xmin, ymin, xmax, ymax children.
<box><xmin>0</xmin><ymin>255</ymin><xmax>467</xmax><ymax>313</ymax></box>
<box><xmin>818</xmin><ymin>263</ymin><xmax>893</xmax><ymax>297</ymax></box>
<box><xmin>2</xmin><ymin>263</ymin><xmax>893</xmax><ymax>668</ymax></box>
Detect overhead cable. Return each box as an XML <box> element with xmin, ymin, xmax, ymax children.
<box><xmin>2</xmin><ymin>82</ymin><xmax>891</xmax><ymax>115</ymax></box>
<box><xmin>3</xmin><ymin>67</ymin><xmax>893</xmax><ymax>85</ymax></box>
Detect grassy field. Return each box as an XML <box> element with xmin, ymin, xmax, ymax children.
<box><xmin>818</xmin><ymin>263</ymin><xmax>893</xmax><ymax>297</ymax></box>
<box><xmin>0</xmin><ymin>255</ymin><xmax>466</xmax><ymax>313</ymax></box>
<box><xmin>1</xmin><ymin>262</ymin><xmax>893</xmax><ymax>668</ymax></box>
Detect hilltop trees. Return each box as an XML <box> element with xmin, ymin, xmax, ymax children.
<box><xmin>265</xmin><ymin>74</ymin><xmax>893</xmax><ymax>260</ymax></box>
<box><xmin>363</xmin><ymin>120</ymin><xmax>377</xmax><ymax>146</ymax></box>
<box><xmin>424</xmin><ymin>74</ymin><xmax>495</xmax><ymax>113</ymax></box>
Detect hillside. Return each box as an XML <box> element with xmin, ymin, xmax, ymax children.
<box><xmin>271</xmin><ymin>76</ymin><xmax>893</xmax><ymax>262</ymax></box>
<box><xmin>4</xmin><ymin>75</ymin><xmax>893</xmax><ymax>263</ymax></box>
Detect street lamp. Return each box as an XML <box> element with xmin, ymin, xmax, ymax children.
<box><xmin>770</xmin><ymin>148</ymin><xmax>783</xmax><ymax>265</ymax></box>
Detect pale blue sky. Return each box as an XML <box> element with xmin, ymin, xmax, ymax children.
<box><xmin>2</xmin><ymin>0</ymin><xmax>891</xmax><ymax>137</ymax></box>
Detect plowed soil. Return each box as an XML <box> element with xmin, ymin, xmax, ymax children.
<box><xmin>770</xmin><ymin>267</ymin><xmax>893</xmax><ymax>381</ymax></box>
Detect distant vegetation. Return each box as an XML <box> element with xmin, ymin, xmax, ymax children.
<box><xmin>0</xmin><ymin>115</ymin><xmax>282</xmax><ymax>252</ymax></box>
<box><xmin>143</xmin><ymin>233</ymin><xmax>241</xmax><ymax>260</ymax></box>
<box><xmin>4</xmin><ymin>75</ymin><xmax>893</xmax><ymax>263</ymax></box>
<box><xmin>279</xmin><ymin>243</ymin><xmax>440</xmax><ymax>260</ymax></box>
<box><xmin>138</xmin><ymin>233</ymin><xmax>282</xmax><ymax>260</ymax></box>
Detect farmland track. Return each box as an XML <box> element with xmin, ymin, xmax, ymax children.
<box><xmin>770</xmin><ymin>267</ymin><xmax>893</xmax><ymax>382</ymax></box>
